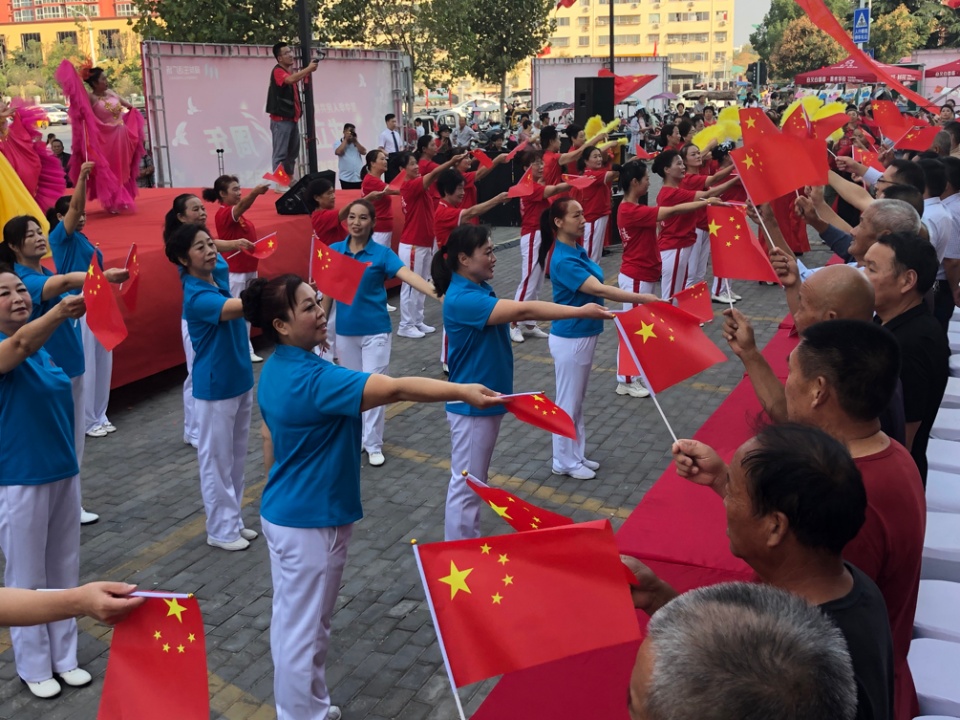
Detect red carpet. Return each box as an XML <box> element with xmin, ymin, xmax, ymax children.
<box><xmin>472</xmin><ymin>319</ymin><xmax>799</xmax><ymax>720</ymax></box>
<box><xmin>79</xmin><ymin>188</ymin><xmax>399</xmax><ymax>388</ymax></box>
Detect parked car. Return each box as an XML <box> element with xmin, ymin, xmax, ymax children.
<box><xmin>40</xmin><ymin>103</ymin><xmax>69</xmax><ymax>125</ymax></box>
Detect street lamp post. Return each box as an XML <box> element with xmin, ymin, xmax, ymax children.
<box><xmin>69</xmin><ymin>9</ymin><xmax>97</xmax><ymax>65</ymax></box>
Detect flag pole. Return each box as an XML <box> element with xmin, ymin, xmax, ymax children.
<box><xmin>613</xmin><ymin>315</ymin><xmax>678</xmax><ymax>443</ymax></box>
<box><xmin>308</xmin><ymin>233</ymin><xmax>317</xmax><ymax>284</ymax></box>
<box><xmin>648</xmin><ymin>392</ymin><xmax>679</xmax><ymax>444</ymax></box>
<box><xmin>412</xmin><ymin>544</ymin><xmax>468</xmax><ymax>720</ymax></box>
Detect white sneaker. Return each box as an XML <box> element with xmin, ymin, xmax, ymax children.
<box><xmin>552</xmin><ymin>465</ymin><xmax>596</xmax><ymax>480</ymax></box>
<box><xmin>250</xmin><ymin>353</ymin><xmax>264</xmax><ymax>363</ymax></box>
<box><xmin>86</xmin><ymin>425</ymin><xmax>107</xmax><ymax>438</ymax></box>
<box><xmin>522</xmin><ymin>325</ymin><xmax>549</xmax><ymax>339</ymax></box>
<box><xmin>398</xmin><ymin>326</ymin><xmax>426</xmax><ymax>339</ymax></box>
<box><xmin>22</xmin><ymin>678</ymin><xmax>61</xmax><ymax>699</ymax></box>
<box><xmin>442</xmin><ymin>362</ymin><xmax>449</xmax><ymax>375</ymax></box>
<box><xmin>240</xmin><ymin>528</ymin><xmax>259</xmax><ymax>541</ymax></box>
<box><xmin>732</xmin><ymin>292</ymin><xmax>743</xmax><ymax>300</ymax></box>
<box><xmin>368</xmin><ymin>451</ymin><xmax>385</xmax><ymax>467</ymax></box>
<box><xmin>616</xmin><ymin>380</ymin><xmax>650</xmax><ymax>398</ymax></box>
<box><xmin>102</xmin><ymin>421</ymin><xmax>117</xmax><ymax>433</ymax></box>
<box><xmin>387</xmin><ymin>303</ymin><xmax>397</xmax><ymax>312</ymax></box>
<box><xmin>183</xmin><ymin>435</ymin><xmax>199</xmax><ymax>449</ymax></box>
<box><xmin>583</xmin><ymin>458</ymin><xmax>600</xmax><ymax>471</ymax></box>
<box><xmin>509</xmin><ymin>326</ymin><xmax>525</xmax><ymax>343</ymax></box>
<box><xmin>328</xmin><ymin>706</ymin><xmax>342</xmax><ymax>720</ymax></box>
<box><xmin>417</xmin><ymin>323</ymin><xmax>436</xmax><ymax>334</ymax></box>
<box><xmin>207</xmin><ymin>536</ymin><xmax>250</xmax><ymax>551</ymax></box>
<box><xmin>711</xmin><ymin>293</ymin><xmax>736</xmax><ymax>304</ymax></box>
<box><xmin>80</xmin><ymin>508</ymin><xmax>99</xmax><ymax>525</ymax></box>
<box><xmin>57</xmin><ymin>668</ymin><xmax>92</xmax><ymax>688</ymax></box>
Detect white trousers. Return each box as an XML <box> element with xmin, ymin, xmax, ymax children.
<box><xmin>445</xmin><ymin>412</ymin><xmax>503</xmax><ymax>541</ymax></box>
<box><xmin>262</xmin><ymin>519</ymin><xmax>352</xmax><ymax>720</ymax></box>
<box><xmin>513</xmin><ymin>231</ymin><xmax>544</xmax><ymax>330</ymax></box>
<box><xmin>80</xmin><ymin>315</ymin><xmax>112</xmax><ymax>432</ymax></box>
<box><xmin>659</xmin><ymin>246</ymin><xmax>692</xmax><ymax>301</ymax></box>
<box><xmin>0</xmin><ymin>477</ymin><xmax>80</xmax><ymax>681</ymax></box>
<box><xmin>685</xmin><ymin>228</ymin><xmax>710</xmax><ymax>288</ymax></box>
<box><xmin>583</xmin><ymin>215</ymin><xmax>609</xmax><ymax>265</ymax></box>
<box><xmin>549</xmin><ymin>334</ymin><xmax>598</xmax><ymax>472</ymax></box>
<box><xmin>337</xmin><ymin>333</ymin><xmax>391</xmax><ymax>453</ymax></box>
<box><xmin>712</xmin><ymin>276</ymin><xmax>735</xmax><ymax>297</ymax></box>
<box><xmin>195</xmin><ymin>391</ymin><xmax>252</xmax><ymax>543</ymax></box>
<box><xmin>70</xmin><ymin>376</ymin><xmax>85</xmax><ymax>469</ymax></box>
<box><xmin>182</xmin><ymin>318</ymin><xmax>199</xmax><ymax>445</ymax></box>
<box><xmin>372</xmin><ymin>231</ymin><xmax>392</xmax><ymax>249</ymax></box>
<box><xmin>229</xmin><ymin>272</ymin><xmax>257</xmax><ymax>355</ymax></box>
<box><xmin>616</xmin><ymin>274</ymin><xmax>656</xmax><ymax>384</ymax></box>
<box><xmin>397</xmin><ymin>242</ymin><xmax>434</xmax><ymax>332</ymax></box>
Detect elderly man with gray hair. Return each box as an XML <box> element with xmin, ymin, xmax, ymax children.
<box><xmin>628</xmin><ymin>581</ymin><xmax>858</xmax><ymax>720</ymax></box>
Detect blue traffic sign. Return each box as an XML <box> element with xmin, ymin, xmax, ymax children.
<box><xmin>853</xmin><ymin>7</ymin><xmax>871</xmax><ymax>44</ymax></box>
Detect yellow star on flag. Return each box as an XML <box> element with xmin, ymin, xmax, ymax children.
<box><xmin>502</xmin><ymin>574</ymin><xmax>514</xmax><ymax>586</ymax></box>
<box><xmin>153</xmin><ymin>630</ymin><xmax>162</xmax><ymax>640</ymax></box>
<box><xmin>87</xmin><ymin>265</ymin><xmax>95</xmax><ymax>277</ymax></box>
<box><xmin>488</xmin><ymin>501</ymin><xmax>512</xmax><ymax>520</ymax></box>
<box><xmin>162</xmin><ymin>643</ymin><xmax>171</xmax><ymax>652</ymax></box>
<box><xmin>177</xmin><ymin>644</ymin><xmax>185</xmax><ymax>653</ymax></box>
<box><xmin>743</xmin><ymin>155</ymin><xmax>755</xmax><ymax>170</ymax></box>
<box><xmin>498</xmin><ymin>553</ymin><xmax>510</xmax><ymax>566</ymax></box>
<box><xmin>707</xmin><ymin>220</ymin><xmax>721</xmax><ymax>236</ymax></box>
<box><xmin>635</xmin><ymin>321</ymin><xmax>657</xmax><ymax>343</ymax></box>
<box><xmin>188</xmin><ymin>633</ymin><xmax>196</xmax><ymax>642</ymax></box>
<box><xmin>267</xmin><ymin>239</ymin><xmax>275</xmax><ymax>248</ymax></box>
<box><xmin>745</xmin><ymin>117</ymin><xmax>756</xmax><ymax>128</ymax></box>
<box><xmin>492</xmin><ymin>593</ymin><xmax>503</xmax><ymax>605</ymax></box>
<box><xmin>165</xmin><ymin>598</ymin><xmax>187</xmax><ymax>623</ymax></box>
<box><xmin>480</xmin><ymin>543</ymin><xmax>492</xmax><ymax>555</ymax></box>
<box><xmin>439</xmin><ymin>561</ymin><xmax>473</xmax><ymax>599</ymax></box>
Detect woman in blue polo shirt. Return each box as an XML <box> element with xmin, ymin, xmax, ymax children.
<box><xmin>164</xmin><ymin>223</ymin><xmax>255</xmax><ymax>552</ymax></box>
<box><xmin>320</xmin><ymin>199</ymin><xmax>438</xmax><ymax>468</ymax></box>
<box><xmin>0</xmin><ymin>268</ymin><xmax>89</xmax><ymax>699</ymax></box>
<box><xmin>539</xmin><ymin>198</ymin><xmax>658</xmax><ymax>480</ymax></box>
<box><xmin>242</xmin><ymin>273</ymin><xmax>497</xmax><ymax>720</ymax></box>
<box><xmin>47</xmin><ymin>161</ymin><xmax>116</xmax><ymax>441</ymax></box>
<box><xmin>431</xmin><ymin>224</ymin><xmax>614</xmax><ymax>541</ymax></box>
<box><xmin>1</xmin><ymin>216</ymin><xmax>127</xmax><ymax>527</ymax></box>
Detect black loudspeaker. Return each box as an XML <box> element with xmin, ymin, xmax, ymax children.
<box><xmin>275</xmin><ymin>170</ymin><xmax>337</xmax><ymax>215</ymax></box>
<box><xmin>574</xmin><ymin>77</ymin><xmax>614</xmax><ymax>128</ymax></box>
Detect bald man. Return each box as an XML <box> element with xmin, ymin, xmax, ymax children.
<box><xmin>723</xmin><ymin>263</ymin><xmax>906</xmax><ymax>444</ymax></box>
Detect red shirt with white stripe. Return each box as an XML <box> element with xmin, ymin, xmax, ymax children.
<box><xmin>579</xmin><ymin>169</ymin><xmax>612</xmax><ymax>222</ymax></box>
<box><xmin>618</xmin><ymin>202</ymin><xmax>660</xmax><ymax>282</ymax></box>
<box><xmin>657</xmin><ymin>186</ymin><xmax>698</xmax><ymax>251</ymax></box>
<box><xmin>519</xmin><ymin>184</ymin><xmax>548</xmax><ymax>237</ymax></box>
<box><xmin>399</xmin><ymin>178</ymin><xmax>435</xmax><ymax>248</ymax></box>
<box><xmin>215</xmin><ymin>205</ymin><xmax>259</xmax><ymax>274</ymax></box>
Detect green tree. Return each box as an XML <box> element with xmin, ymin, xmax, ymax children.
<box><xmin>769</xmin><ymin>15</ymin><xmax>845</xmax><ymax>81</ymax></box>
<box><xmin>870</xmin><ymin>4</ymin><xmax>932</xmax><ymax>63</ymax></box>
<box><xmin>131</xmin><ymin>0</ymin><xmax>297</xmax><ymax>45</ymax></box>
<box><xmin>750</xmin><ymin>0</ymin><xmax>851</xmax><ymax>67</ymax></box>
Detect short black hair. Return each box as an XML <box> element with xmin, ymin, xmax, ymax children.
<box><xmin>741</xmin><ymin>423</ymin><xmax>866</xmax><ymax>555</ymax></box>
<box><xmin>797</xmin><ymin>319</ymin><xmax>901</xmax><ymax>422</ymax></box>
<box><xmin>619</xmin><ymin>159</ymin><xmax>649</xmax><ymax>191</ymax></box>
<box><xmin>436</xmin><ymin>168</ymin><xmax>465</xmax><ymax>198</ymax></box>
<box><xmin>652</xmin><ymin>148</ymin><xmax>680</xmax><ymax>178</ymax></box>
<box><xmin>874</xmin><ymin>231</ymin><xmax>940</xmax><ymax>295</ymax></box>
<box><xmin>941</xmin><ymin>156</ymin><xmax>960</xmax><ymax>191</ymax></box>
<box><xmin>916</xmin><ymin>158</ymin><xmax>947</xmax><ymax>197</ymax></box>
<box><xmin>888</xmin><ymin>158</ymin><xmax>926</xmax><ymax>194</ymax></box>
<box><xmin>880</xmin><ymin>185</ymin><xmax>923</xmax><ymax>217</ymax></box>
<box><xmin>164</xmin><ymin>222</ymin><xmax>209</xmax><ymax>267</ymax></box>
<box><xmin>540</xmin><ymin>126</ymin><xmax>558</xmax><ymax>147</ymax></box>
<box><xmin>272</xmin><ymin>42</ymin><xmax>288</xmax><ymax>60</ymax></box>
<box><xmin>943</xmin><ymin>120</ymin><xmax>960</xmax><ymax>146</ymax></box>
<box><xmin>385</xmin><ymin>113</ymin><xmax>396</xmax><ymax>123</ymax></box>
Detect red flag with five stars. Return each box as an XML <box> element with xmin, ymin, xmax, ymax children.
<box><xmin>414</xmin><ymin>519</ymin><xmax>640</xmax><ymax>688</ymax></box>
<box><xmin>508</xmin><ymin>166</ymin><xmax>537</xmax><ymax>198</ymax></box>
<box><xmin>503</xmin><ymin>391</ymin><xmax>576</xmax><ymax>439</ymax></box>
<box><xmin>894</xmin><ymin>125</ymin><xmax>941</xmax><ymax>152</ymax></box>
<box><xmin>561</xmin><ymin>173</ymin><xmax>596</xmax><ymax>190</ymax></box>
<box><xmin>504</xmin><ymin>141</ymin><xmax>529</xmax><ymax>162</ymax></box>
<box><xmin>597</xmin><ymin>69</ymin><xmax>657</xmax><ymax>104</ymax></box>
<box><xmin>245</xmin><ymin>231</ymin><xmax>279</xmax><ymax>259</ymax></box>
<box><xmin>730</xmin><ymin>137</ymin><xmax>826</xmax><ymax>207</ymax></box>
<box><xmin>98</xmin><ymin>595</ymin><xmax>209</xmax><ymax>719</ymax></box>
<box><xmin>671</xmin><ymin>281</ymin><xmax>713</xmax><ymax>323</ymax></box>
<box><xmin>870</xmin><ymin>100</ymin><xmax>910</xmax><ymax>141</ymax></box>
<box><xmin>262</xmin><ymin>164</ymin><xmax>291</xmax><ymax>187</ymax></box>
<box><xmin>472</xmin><ymin>149</ymin><xmax>494</xmax><ymax>169</ymax></box>
<box><xmin>706</xmin><ymin>205</ymin><xmax>780</xmax><ymax>283</ymax></box>
<box><xmin>854</xmin><ymin>146</ymin><xmax>885</xmax><ymax>172</ymax></box>
<box><xmin>82</xmin><ymin>252</ymin><xmax>128</xmax><ymax>351</ymax></box>
<box><xmin>614</xmin><ymin>302</ymin><xmax>726</xmax><ymax>394</ymax></box>
<box><xmin>311</xmin><ymin>242</ymin><xmax>368</xmax><ymax>305</ymax></box>
<box><xmin>739</xmin><ymin>107</ymin><xmax>780</xmax><ymax>144</ymax></box>
<box><xmin>119</xmin><ymin>243</ymin><xmax>140</xmax><ymax>312</ymax></box>
<box><xmin>466</xmin><ymin>475</ymin><xmax>573</xmax><ymax>532</ymax></box>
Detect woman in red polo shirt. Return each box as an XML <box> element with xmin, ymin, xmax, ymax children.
<box><xmin>360</xmin><ymin>149</ymin><xmax>400</xmax><ymax>250</ymax></box>
<box><xmin>577</xmin><ymin>146</ymin><xmax>618</xmax><ymax>265</ymax></box>
<box><xmin>202</xmin><ymin>175</ymin><xmax>271</xmax><ymax>362</ymax></box>
<box><xmin>453</xmin><ymin>152</ymin><xmax>509</xmax><ymax>221</ymax></box>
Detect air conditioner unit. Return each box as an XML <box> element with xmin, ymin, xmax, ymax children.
<box><xmin>718</xmin><ymin>20</ymin><xmax>726</xmax><ymax>25</ymax></box>
<box><xmin>631</xmin><ymin>3</ymin><xmax>638</xmax><ymax>6</ymax></box>
<box><xmin>652</xmin><ymin>22</ymin><xmax>659</xmax><ymax>28</ymax></box>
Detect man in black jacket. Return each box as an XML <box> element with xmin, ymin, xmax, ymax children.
<box><xmin>266</xmin><ymin>42</ymin><xmax>317</xmax><ymax>186</ymax></box>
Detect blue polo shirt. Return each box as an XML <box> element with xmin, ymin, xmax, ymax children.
<box><xmin>179</xmin><ymin>254</ymin><xmax>230</xmax><ymax>320</ymax></box>
<box><xmin>182</xmin><ymin>273</ymin><xmax>253</xmax><ymax>400</ymax></box>
<box><xmin>442</xmin><ymin>273</ymin><xmax>512</xmax><ymax>417</ymax></box>
<box><xmin>330</xmin><ymin>238</ymin><xmax>404</xmax><ymax>336</ymax></box>
<box><xmin>0</xmin><ymin>333</ymin><xmax>78</xmax><ymax>485</ymax></box>
<box><xmin>549</xmin><ymin>240</ymin><xmax>604</xmax><ymax>338</ymax></box>
<box><xmin>257</xmin><ymin>344</ymin><xmax>370</xmax><ymax>528</ymax></box>
<box><xmin>15</xmin><ymin>264</ymin><xmax>84</xmax><ymax>379</ymax></box>
<box><xmin>49</xmin><ymin>224</ymin><xmax>102</xmax><ymax>291</ymax></box>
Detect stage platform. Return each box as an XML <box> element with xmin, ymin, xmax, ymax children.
<box><xmin>79</xmin><ymin>187</ymin><xmax>400</xmax><ymax>388</ymax></box>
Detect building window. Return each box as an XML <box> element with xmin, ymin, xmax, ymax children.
<box><xmin>11</xmin><ymin>0</ymin><xmax>32</xmax><ymax>8</ymax></box>
<box><xmin>667</xmin><ymin>52</ymin><xmax>707</xmax><ymax>62</ymax></box>
<box><xmin>115</xmin><ymin>2</ymin><xmax>137</xmax><ymax>15</ymax></box>
<box><xmin>551</xmin><ymin>36</ymin><xmax>570</xmax><ymax>47</ymax></box>
<box><xmin>67</xmin><ymin>3</ymin><xmax>100</xmax><ymax>15</ymax></box>
<box><xmin>648</xmin><ymin>12</ymin><xmax>660</xmax><ymax>21</ymax></box>
<box><xmin>57</xmin><ymin>31</ymin><xmax>78</xmax><ymax>44</ymax></box>
<box><xmin>578</xmin><ymin>36</ymin><xmax>590</xmax><ymax>46</ymax></box>
<box><xmin>36</xmin><ymin>5</ymin><xmax>64</xmax><ymax>18</ymax></box>
<box><xmin>13</xmin><ymin>9</ymin><xmax>34</xmax><ymax>20</ymax></box>
<box><xmin>20</xmin><ymin>31</ymin><xmax>41</xmax><ymax>48</ymax></box>
<box><xmin>0</xmin><ymin>36</ymin><xmax>6</xmax><ymax>57</ymax></box>
<box><xmin>666</xmin><ymin>32</ymin><xmax>708</xmax><ymax>43</ymax></box>
<box><xmin>598</xmin><ymin>33</ymin><xmax>642</xmax><ymax>45</ymax></box>
<box><xmin>99</xmin><ymin>28</ymin><xmax>120</xmax><ymax>57</ymax></box>
<box><xmin>647</xmin><ymin>33</ymin><xmax>660</xmax><ymax>43</ymax></box>
<box><xmin>557</xmin><ymin>16</ymin><xmax>570</xmax><ymax>25</ymax></box>
<box><xmin>714</xmin><ymin>32</ymin><xmax>727</xmax><ymax>42</ymax></box>
<box><xmin>668</xmin><ymin>11</ymin><xmax>709</xmax><ymax>20</ymax></box>
<box><xmin>715</xmin><ymin>10</ymin><xmax>728</xmax><ymax>20</ymax></box>
<box><xmin>714</xmin><ymin>51</ymin><xmax>726</xmax><ymax>63</ymax></box>
<box><xmin>577</xmin><ymin>16</ymin><xmax>590</xmax><ymax>26</ymax></box>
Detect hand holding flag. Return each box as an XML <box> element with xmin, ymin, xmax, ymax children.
<box><xmin>82</xmin><ymin>252</ymin><xmax>128</xmax><ymax>351</ymax></box>
<box><xmin>472</xmin><ymin>149</ymin><xmax>494</xmax><ymax>169</ymax></box>
<box><xmin>503</xmin><ymin>391</ymin><xmax>576</xmax><ymax>438</ymax></box>
<box><xmin>244</xmin><ymin>231</ymin><xmax>279</xmax><ymax>259</ymax></box>
<box><xmin>561</xmin><ymin>174</ymin><xmax>597</xmax><ymax>190</ymax></box>
<box><xmin>504</xmin><ymin>141</ymin><xmax>529</xmax><ymax>162</ymax></box>
<box><xmin>262</xmin><ymin>164</ymin><xmax>291</xmax><ymax>187</ymax></box>
<box><xmin>508</xmin><ymin>166</ymin><xmax>537</xmax><ymax>198</ymax></box>
<box><xmin>706</xmin><ymin>206</ymin><xmax>780</xmax><ymax>283</ymax></box>
<box><xmin>671</xmin><ymin>282</ymin><xmax>713</xmax><ymax>323</ymax></box>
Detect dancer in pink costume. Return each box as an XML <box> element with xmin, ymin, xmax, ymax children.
<box><xmin>54</xmin><ymin>60</ymin><xmax>145</xmax><ymax>214</ymax></box>
<box><xmin>0</xmin><ymin>98</ymin><xmax>66</xmax><ymax>211</ymax></box>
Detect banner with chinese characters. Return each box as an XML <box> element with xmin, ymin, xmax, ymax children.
<box><xmin>143</xmin><ymin>42</ymin><xmax>406</xmax><ymax>188</ymax></box>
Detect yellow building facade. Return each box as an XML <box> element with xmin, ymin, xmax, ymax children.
<box><xmin>0</xmin><ymin>13</ymin><xmax>137</xmax><ymax>63</ymax></box>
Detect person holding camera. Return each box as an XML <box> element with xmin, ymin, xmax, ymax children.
<box><xmin>334</xmin><ymin>123</ymin><xmax>366</xmax><ymax>190</ymax></box>
<box><xmin>266</xmin><ymin>42</ymin><xmax>318</xmax><ymax>189</ymax></box>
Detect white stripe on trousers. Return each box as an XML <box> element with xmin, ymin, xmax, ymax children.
<box><xmin>659</xmin><ymin>246</ymin><xmax>692</xmax><ymax>301</ymax></box>
<box><xmin>583</xmin><ymin>215</ymin><xmax>609</xmax><ymax>265</ymax></box>
<box><xmin>337</xmin><ymin>333</ymin><xmax>391</xmax><ymax>453</ymax></box>
<box><xmin>712</xmin><ymin>276</ymin><xmax>734</xmax><ymax>297</ymax></box>
<box><xmin>549</xmin><ymin>334</ymin><xmax>599</xmax><ymax>472</ymax></box>
<box><xmin>397</xmin><ymin>242</ymin><xmax>434</xmax><ymax>332</ymax></box>
<box><xmin>262</xmin><ymin>519</ymin><xmax>351</xmax><ymax>720</ymax></box>
<box><xmin>513</xmin><ymin>231</ymin><xmax>544</xmax><ymax>330</ymax></box>
<box><xmin>79</xmin><ymin>315</ymin><xmax>112</xmax><ymax>432</ymax></box>
<box><xmin>616</xmin><ymin>274</ymin><xmax>656</xmax><ymax>384</ymax></box>
<box><xmin>182</xmin><ymin>318</ymin><xmax>198</xmax><ymax>445</ymax></box>
<box><xmin>0</xmin><ymin>476</ymin><xmax>80</xmax><ymax>681</ymax></box>
<box><xmin>685</xmin><ymin>228</ymin><xmax>710</xmax><ymax>288</ymax></box>
<box><xmin>195</xmin><ymin>390</ymin><xmax>252</xmax><ymax>543</ymax></box>
<box><xmin>445</xmin><ymin>412</ymin><xmax>503</xmax><ymax>540</ymax></box>
<box><xmin>229</xmin><ymin>272</ymin><xmax>257</xmax><ymax>355</ymax></box>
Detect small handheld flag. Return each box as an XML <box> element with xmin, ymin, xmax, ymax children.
<box><xmin>311</xmin><ymin>243</ymin><xmax>368</xmax><ymax>305</ymax></box>
<box><xmin>262</xmin><ymin>164</ymin><xmax>291</xmax><ymax>187</ymax></box>
<box><xmin>119</xmin><ymin>243</ymin><xmax>140</xmax><ymax>312</ymax></box>
<box><xmin>82</xmin><ymin>252</ymin><xmax>128</xmax><ymax>351</ymax></box>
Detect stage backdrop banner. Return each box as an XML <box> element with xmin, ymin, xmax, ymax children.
<box><xmin>142</xmin><ymin>42</ymin><xmax>408</xmax><ymax>188</ymax></box>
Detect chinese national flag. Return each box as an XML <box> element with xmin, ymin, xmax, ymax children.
<box><xmin>730</xmin><ymin>136</ymin><xmax>826</xmax><ymax>206</ymax></box>
<box><xmin>781</xmin><ymin>107</ymin><xmax>811</xmax><ymax>139</ymax></box>
<box><xmin>119</xmin><ymin>243</ymin><xmax>140</xmax><ymax>313</ymax></box>
<box><xmin>508</xmin><ymin>167</ymin><xmax>537</xmax><ymax>198</ymax></box>
<box><xmin>466</xmin><ymin>475</ymin><xmax>573</xmax><ymax>532</ymax></box>
<box><xmin>895</xmin><ymin>125</ymin><xmax>941</xmax><ymax>152</ymax></box>
<box><xmin>414</xmin><ymin>519</ymin><xmax>640</xmax><ymax>688</ymax></box>
<box><xmin>504</xmin><ymin>141</ymin><xmax>529</xmax><ymax>162</ymax></box>
<box><xmin>633</xmin><ymin>147</ymin><xmax>657</xmax><ymax>160</ymax></box>
<box><xmin>739</xmin><ymin>107</ymin><xmax>780</xmax><ymax>144</ymax></box>
<box><xmin>671</xmin><ymin>281</ymin><xmax>713</xmax><ymax>323</ymax></box>
<box><xmin>82</xmin><ymin>252</ymin><xmax>128</xmax><ymax>351</ymax></box>
<box><xmin>561</xmin><ymin>173</ymin><xmax>596</xmax><ymax>190</ymax></box>
<box><xmin>597</xmin><ymin>69</ymin><xmax>657</xmax><ymax>104</ymax></box>
<box><xmin>311</xmin><ymin>243</ymin><xmax>367</xmax><ymax>305</ymax></box>
<box><xmin>262</xmin><ymin>164</ymin><xmax>291</xmax><ymax>187</ymax></box>
<box><xmin>97</xmin><ymin>596</ymin><xmax>209</xmax><ymax>719</ymax></box>
<box><xmin>707</xmin><ymin>206</ymin><xmax>780</xmax><ymax>283</ymax></box>
<box><xmin>504</xmin><ymin>392</ymin><xmax>576</xmax><ymax>439</ymax></box>
<box><xmin>472</xmin><ymin>149</ymin><xmax>494</xmax><ymax>169</ymax></box>
<box><xmin>870</xmin><ymin>100</ymin><xmax>910</xmax><ymax>140</ymax></box>
<box><xmin>246</xmin><ymin>231</ymin><xmax>279</xmax><ymax>259</ymax></box>
<box><xmin>854</xmin><ymin>146</ymin><xmax>885</xmax><ymax>172</ymax></box>
<box><xmin>812</xmin><ymin>113</ymin><xmax>851</xmax><ymax>142</ymax></box>
<box><xmin>614</xmin><ymin>302</ymin><xmax>726</xmax><ymax>394</ymax></box>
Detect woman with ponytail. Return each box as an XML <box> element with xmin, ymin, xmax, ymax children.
<box><xmin>539</xmin><ymin>197</ymin><xmax>659</xmax><ymax>480</ymax></box>
<box><xmin>360</xmin><ymin>149</ymin><xmax>400</xmax><ymax>251</ymax></box>
<box><xmin>242</xmin><ymin>273</ymin><xmax>498</xmax><ymax>720</ymax></box>
<box><xmin>432</xmin><ymin>224</ymin><xmax>612</xmax><ymax>540</ymax></box>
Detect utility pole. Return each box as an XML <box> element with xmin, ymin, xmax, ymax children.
<box><xmin>297</xmin><ymin>0</ymin><xmax>318</xmax><ymax>174</ymax></box>
<box><xmin>609</xmin><ymin>0</ymin><xmax>615</xmax><ymax>72</ymax></box>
